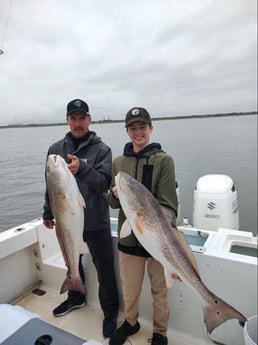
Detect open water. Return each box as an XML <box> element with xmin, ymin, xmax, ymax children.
<box><xmin>0</xmin><ymin>114</ymin><xmax>257</xmax><ymax>234</ymax></box>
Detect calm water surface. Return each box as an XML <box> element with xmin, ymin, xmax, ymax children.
<box><xmin>0</xmin><ymin>115</ymin><xmax>257</xmax><ymax>234</ymax></box>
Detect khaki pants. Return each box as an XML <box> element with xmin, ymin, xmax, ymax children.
<box><xmin>119</xmin><ymin>252</ymin><xmax>169</xmax><ymax>336</ymax></box>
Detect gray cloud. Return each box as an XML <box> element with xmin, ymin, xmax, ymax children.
<box><xmin>0</xmin><ymin>0</ymin><xmax>257</xmax><ymax>125</ymax></box>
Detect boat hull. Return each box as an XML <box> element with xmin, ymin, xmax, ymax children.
<box><xmin>0</xmin><ymin>219</ymin><xmax>257</xmax><ymax>345</ymax></box>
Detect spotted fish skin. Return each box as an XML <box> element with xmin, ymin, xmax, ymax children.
<box><xmin>115</xmin><ymin>171</ymin><xmax>247</xmax><ymax>334</ymax></box>
<box><xmin>46</xmin><ymin>154</ymin><xmax>87</xmax><ymax>295</ymax></box>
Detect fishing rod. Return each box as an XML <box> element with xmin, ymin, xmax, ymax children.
<box><xmin>0</xmin><ymin>0</ymin><xmax>13</xmax><ymax>56</ymax></box>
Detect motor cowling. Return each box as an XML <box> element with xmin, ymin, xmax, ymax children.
<box><xmin>193</xmin><ymin>174</ymin><xmax>239</xmax><ymax>231</ymax></box>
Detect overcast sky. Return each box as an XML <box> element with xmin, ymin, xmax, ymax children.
<box><xmin>0</xmin><ymin>0</ymin><xmax>257</xmax><ymax>125</ymax></box>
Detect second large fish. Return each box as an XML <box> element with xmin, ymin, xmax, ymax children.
<box><xmin>115</xmin><ymin>171</ymin><xmax>246</xmax><ymax>334</ymax></box>
<box><xmin>46</xmin><ymin>154</ymin><xmax>87</xmax><ymax>295</ymax></box>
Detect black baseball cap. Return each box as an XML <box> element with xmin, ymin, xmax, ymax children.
<box><xmin>125</xmin><ymin>107</ymin><xmax>152</xmax><ymax>127</ymax></box>
<box><xmin>66</xmin><ymin>99</ymin><xmax>90</xmax><ymax>116</ymax></box>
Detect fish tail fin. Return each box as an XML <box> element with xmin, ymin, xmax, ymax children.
<box><xmin>60</xmin><ymin>277</ymin><xmax>87</xmax><ymax>296</ymax></box>
<box><xmin>204</xmin><ymin>291</ymin><xmax>247</xmax><ymax>334</ymax></box>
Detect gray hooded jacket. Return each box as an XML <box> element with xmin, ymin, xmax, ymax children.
<box><xmin>43</xmin><ymin>131</ymin><xmax>112</xmax><ymax>233</ymax></box>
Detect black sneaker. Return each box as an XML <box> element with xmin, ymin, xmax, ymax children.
<box><xmin>53</xmin><ymin>298</ymin><xmax>86</xmax><ymax>317</ymax></box>
<box><xmin>149</xmin><ymin>333</ymin><xmax>168</xmax><ymax>345</ymax></box>
<box><xmin>109</xmin><ymin>320</ymin><xmax>140</xmax><ymax>345</ymax></box>
<box><xmin>103</xmin><ymin>317</ymin><xmax>117</xmax><ymax>338</ymax></box>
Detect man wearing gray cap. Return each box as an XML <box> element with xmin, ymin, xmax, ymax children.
<box><xmin>43</xmin><ymin>99</ymin><xmax>119</xmax><ymax>338</ymax></box>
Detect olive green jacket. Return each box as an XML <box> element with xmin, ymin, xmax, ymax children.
<box><xmin>108</xmin><ymin>142</ymin><xmax>178</xmax><ymax>257</ymax></box>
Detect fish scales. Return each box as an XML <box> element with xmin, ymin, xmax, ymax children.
<box><xmin>135</xmin><ymin>192</ymin><xmax>199</xmax><ymax>283</ymax></box>
<box><xmin>116</xmin><ymin>171</ymin><xmax>247</xmax><ymax>334</ymax></box>
<box><xmin>46</xmin><ymin>154</ymin><xmax>87</xmax><ymax>295</ymax></box>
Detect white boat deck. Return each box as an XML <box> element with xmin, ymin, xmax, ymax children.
<box><xmin>11</xmin><ymin>285</ymin><xmax>192</xmax><ymax>345</ymax></box>
<box><xmin>0</xmin><ymin>219</ymin><xmax>257</xmax><ymax>345</ymax></box>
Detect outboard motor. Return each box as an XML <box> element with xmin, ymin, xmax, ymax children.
<box><xmin>193</xmin><ymin>174</ymin><xmax>239</xmax><ymax>231</ymax></box>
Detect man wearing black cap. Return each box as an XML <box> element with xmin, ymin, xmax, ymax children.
<box><xmin>108</xmin><ymin>107</ymin><xmax>179</xmax><ymax>345</ymax></box>
<box><xmin>43</xmin><ymin>99</ymin><xmax>119</xmax><ymax>338</ymax></box>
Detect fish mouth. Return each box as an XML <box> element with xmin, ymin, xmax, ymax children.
<box><xmin>115</xmin><ymin>173</ymin><xmax>122</xmax><ymax>189</ymax></box>
<box><xmin>49</xmin><ymin>154</ymin><xmax>63</xmax><ymax>167</ymax></box>
<box><xmin>116</xmin><ymin>172</ymin><xmax>140</xmax><ymax>207</ymax></box>
<box><xmin>116</xmin><ymin>172</ymin><xmax>128</xmax><ymax>192</ymax></box>
<box><xmin>48</xmin><ymin>154</ymin><xmax>58</xmax><ymax>163</ymax></box>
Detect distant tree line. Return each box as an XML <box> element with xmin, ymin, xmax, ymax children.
<box><xmin>0</xmin><ymin>111</ymin><xmax>257</xmax><ymax>129</ymax></box>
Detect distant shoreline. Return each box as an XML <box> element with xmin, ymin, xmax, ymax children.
<box><xmin>0</xmin><ymin>111</ymin><xmax>256</xmax><ymax>129</ymax></box>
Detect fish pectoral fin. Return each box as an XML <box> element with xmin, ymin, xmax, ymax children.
<box><xmin>64</xmin><ymin>192</ymin><xmax>85</xmax><ymax>212</ymax></box>
<box><xmin>135</xmin><ymin>212</ymin><xmax>144</xmax><ymax>234</ymax></box>
<box><xmin>164</xmin><ymin>269</ymin><xmax>175</xmax><ymax>288</ymax></box>
<box><xmin>173</xmin><ymin>227</ymin><xmax>201</xmax><ymax>277</ymax></box>
<box><xmin>66</xmin><ymin>196</ymin><xmax>80</xmax><ymax>214</ymax></box>
<box><xmin>120</xmin><ymin>213</ymin><xmax>144</xmax><ymax>238</ymax></box>
<box><xmin>120</xmin><ymin>219</ymin><xmax>132</xmax><ymax>238</ymax></box>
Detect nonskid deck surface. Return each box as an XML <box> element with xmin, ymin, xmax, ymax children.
<box><xmin>13</xmin><ymin>285</ymin><xmax>193</xmax><ymax>345</ymax></box>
